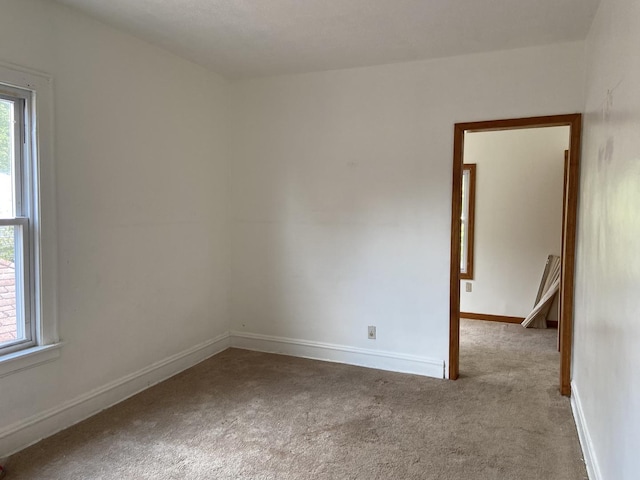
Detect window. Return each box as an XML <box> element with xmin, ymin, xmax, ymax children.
<box><xmin>460</xmin><ymin>164</ymin><xmax>476</xmax><ymax>279</ymax></box>
<box><xmin>0</xmin><ymin>64</ymin><xmax>59</xmax><ymax>376</ymax></box>
<box><xmin>0</xmin><ymin>84</ymin><xmax>36</xmax><ymax>354</ymax></box>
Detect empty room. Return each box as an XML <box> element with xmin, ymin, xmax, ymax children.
<box><xmin>0</xmin><ymin>0</ymin><xmax>638</xmax><ymax>479</ymax></box>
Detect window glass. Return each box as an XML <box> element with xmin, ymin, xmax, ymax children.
<box><xmin>0</xmin><ymin>86</ymin><xmax>33</xmax><ymax>354</ymax></box>
<box><xmin>0</xmin><ymin>99</ymin><xmax>15</xmax><ymax>216</ymax></box>
<box><xmin>460</xmin><ymin>164</ymin><xmax>476</xmax><ymax>279</ymax></box>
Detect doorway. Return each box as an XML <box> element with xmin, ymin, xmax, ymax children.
<box><xmin>449</xmin><ymin>114</ymin><xmax>582</xmax><ymax>396</ymax></box>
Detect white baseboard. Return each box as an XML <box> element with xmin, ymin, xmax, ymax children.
<box><xmin>0</xmin><ymin>332</ymin><xmax>230</xmax><ymax>457</ymax></box>
<box><xmin>230</xmin><ymin>331</ymin><xmax>445</xmax><ymax>379</ymax></box>
<box><xmin>1</xmin><ymin>330</ymin><xmax>445</xmax><ymax>458</ymax></box>
<box><xmin>571</xmin><ymin>381</ymin><xmax>602</xmax><ymax>480</ymax></box>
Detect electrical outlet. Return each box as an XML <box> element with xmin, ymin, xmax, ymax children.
<box><xmin>368</xmin><ymin>326</ymin><xmax>376</xmax><ymax>339</ymax></box>
<box><xmin>465</xmin><ymin>282</ymin><xmax>472</xmax><ymax>292</ymax></box>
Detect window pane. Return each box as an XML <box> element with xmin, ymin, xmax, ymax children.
<box><xmin>0</xmin><ymin>99</ymin><xmax>15</xmax><ymax>218</ymax></box>
<box><xmin>461</xmin><ymin>170</ymin><xmax>469</xmax><ymax>271</ymax></box>
<box><xmin>460</xmin><ymin>221</ymin><xmax>466</xmax><ymax>271</ymax></box>
<box><xmin>461</xmin><ymin>170</ymin><xmax>468</xmax><ymax>220</ymax></box>
<box><xmin>460</xmin><ymin>164</ymin><xmax>475</xmax><ymax>279</ymax></box>
<box><xmin>0</xmin><ymin>225</ymin><xmax>18</xmax><ymax>345</ymax></box>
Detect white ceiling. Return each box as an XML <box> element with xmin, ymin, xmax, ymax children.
<box><xmin>53</xmin><ymin>0</ymin><xmax>600</xmax><ymax>79</ymax></box>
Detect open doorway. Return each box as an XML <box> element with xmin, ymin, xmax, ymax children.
<box><xmin>449</xmin><ymin>115</ymin><xmax>582</xmax><ymax>396</ymax></box>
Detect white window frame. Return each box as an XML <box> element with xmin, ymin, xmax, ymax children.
<box><xmin>1</xmin><ymin>84</ymin><xmax>35</xmax><ymax>354</ymax></box>
<box><xmin>0</xmin><ymin>62</ymin><xmax>60</xmax><ymax>377</ymax></box>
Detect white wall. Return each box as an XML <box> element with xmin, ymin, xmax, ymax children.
<box><xmin>572</xmin><ymin>0</ymin><xmax>640</xmax><ymax>478</ymax></box>
<box><xmin>460</xmin><ymin>127</ymin><xmax>569</xmax><ymax>318</ymax></box>
<box><xmin>0</xmin><ymin>0</ymin><xmax>230</xmax><ymax>455</ymax></box>
<box><xmin>5</xmin><ymin>0</ymin><xmax>628</xmax><ymax>466</ymax></box>
<box><xmin>229</xmin><ymin>43</ymin><xmax>585</xmax><ymax>374</ymax></box>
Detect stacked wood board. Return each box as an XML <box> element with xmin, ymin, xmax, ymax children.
<box><xmin>522</xmin><ymin>255</ymin><xmax>560</xmax><ymax>328</ymax></box>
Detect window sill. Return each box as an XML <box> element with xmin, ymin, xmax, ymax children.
<box><xmin>0</xmin><ymin>343</ymin><xmax>63</xmax><ymax>378</ymax></box>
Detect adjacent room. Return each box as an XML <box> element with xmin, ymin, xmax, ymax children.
<box><xmin>458</xmin><ymin>125</ymin><xmax>570</xmax><ymax>378</ymax></box>
<box><xmin>0</xmin><ymin>0</ymin><xmax>638</xmax><ymax>479</ymax></box>
<box><xmin>460</xmin><ymin>126</ymin><xmax>569</xmax><ymax>327</ymax></box>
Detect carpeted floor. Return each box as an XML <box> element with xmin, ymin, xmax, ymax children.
<box><xmin>5</xmin><ymin>320</ymin><xmax>587</xmax><ymax>479</ymax></box>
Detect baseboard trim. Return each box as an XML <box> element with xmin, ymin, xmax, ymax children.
<box><xmin>0</xmin><ymin>332</ymin><xmax>230</xmax><ymax>457</ymax></box>
<box><xmin>2</xmin><ymin>330</ymin><xmax>446</xmax><ymax>457</ymax></box>
<box><xmin>229</xmin><ymin>331</ymin><xmax>445</xmax><ymax>379</ymax></box>
<box><xmin>460</xmin><ymin>312</ymin><xmax>525</xmax><ymax>324</ymax></box>
<box><xmin>571</xmin><ymin>381</ymin><xmax>602</xmax><ymax>480</ymax></box>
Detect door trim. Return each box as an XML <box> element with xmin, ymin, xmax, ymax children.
<box><xmin>449</xmin><ymin>114</ymin><xmax>582</xmax><ymax>396</ymax></box>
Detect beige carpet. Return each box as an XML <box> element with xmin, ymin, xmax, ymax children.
<box><xmin>5</xmin><ymin>320</ymin><xmax>587</xmax><ymax>479</ymax></box>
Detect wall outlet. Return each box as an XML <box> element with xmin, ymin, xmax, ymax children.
<box><xmin>368</xmin><ymin>326</ymin><xmax>376</xmax><ymax>339</ymax></box>
<box><xmin>465</xmin><ymin>282</ymin><xmax>472</xmax><ymax>292</ymax></box>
